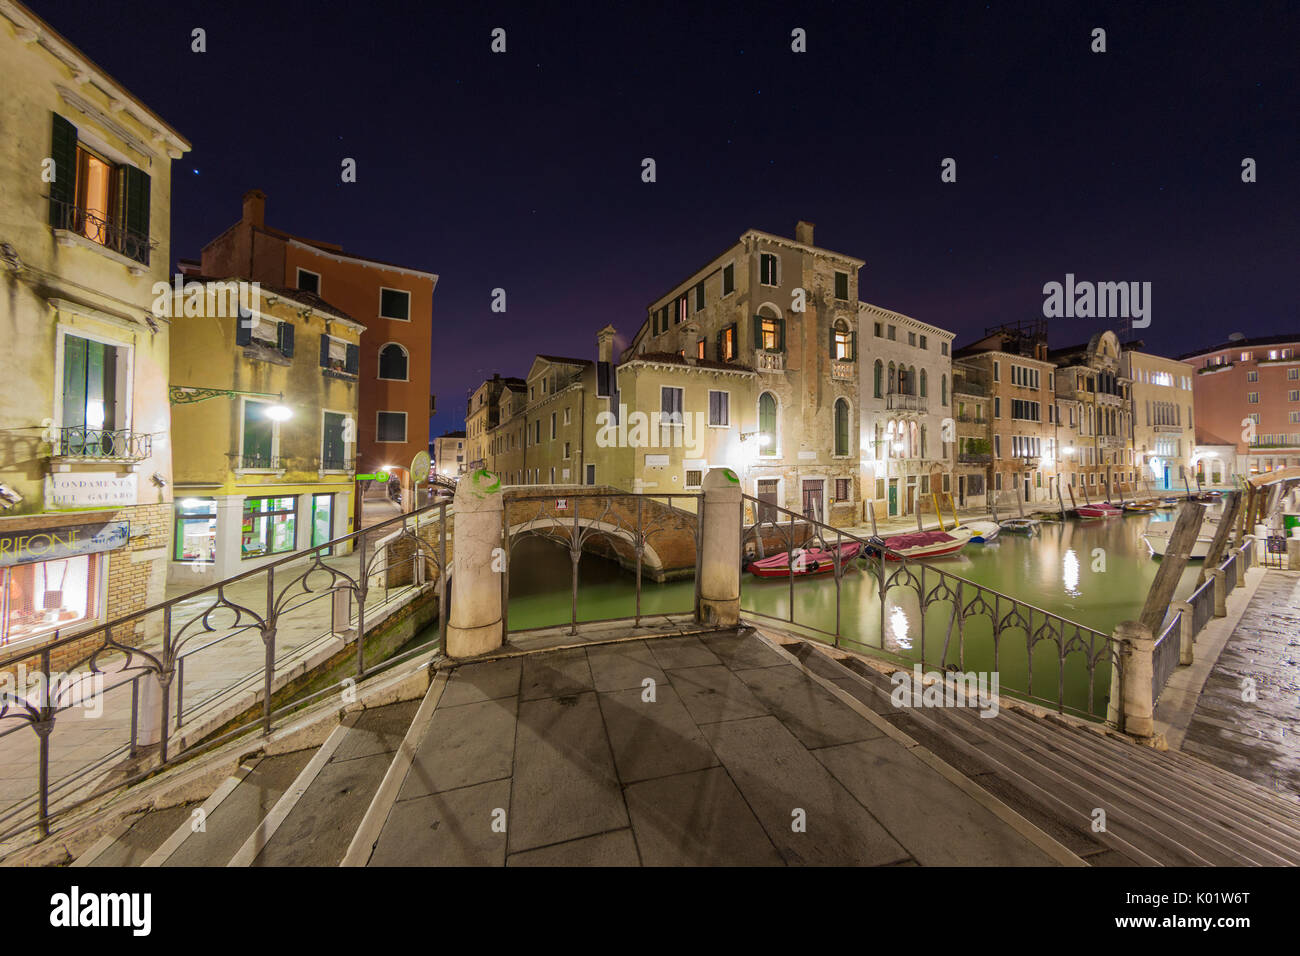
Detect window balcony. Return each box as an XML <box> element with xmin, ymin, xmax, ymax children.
<box><xmin>231</xmin><ymin>453</ymin><xmax>283</xmax><ymax>471</ymax></box>
<box><xmin>956</xmin><ymin>414</ymin><xmax>987</xmax><ymax>424</ymax></box>
<box><xmin>830</xmin><ymin>360</ymin><xmax>854</xmax><ymax>381</ymax></box>
<box><xmin>754</xmin><ymin>350</ymin><xmax>785</xmax><ymax>372</ymax></box>
<box><xmin>51</xmin><ymin>426</ymin><xmax>152</xmax><ymax>463</ymax></box>
<box><xmin>885</xmin><ymin>392</ymin><xmax>927</xmax><ymax>413</ymax></box>
<box><xmin>957</xmin><ymin>452</ymin><xmax>992</xmax><ymax>464</ymax></box>
<box><xmin>49</xmin><ymin>197</ymin><xmax>153</xmax><ymax>267</ymax></box>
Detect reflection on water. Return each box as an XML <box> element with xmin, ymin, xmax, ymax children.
<box><xmin>1062</xmin><ymin>549</ymin><xmax>1080</xmax><ymax>597</ymax></box>
<box><xmin>888</xmin><ymin>605</ymin><xmax>912</xmax><ymax>651</ymax></box>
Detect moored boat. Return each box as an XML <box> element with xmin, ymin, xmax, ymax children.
<box><xmin>1143</xmin><ymin>531</ymin><xmax>1214</xmax><ymax>559</ymax></box>
<box><xmin>1076</xmin><ymin>502</ymin><xmax>1122</xmax><ymax>519</ymax></box>
<box><xmin>1122</xmin><ymin>500</ymin><xmax>1158</xmax><ymax>514</ymax></box>
<box><xmin>748</xmin><ymin>541</ymin><xmax>862</xmax><ymax>578</ymax></box>
<box><xmin>998</xmin><ymin>517</ymin><xmax>1040</xmax><ymax>535</ymax></box>
<box><xmin>965</xmin><ymin>520</ymin><xmax>1000</xmax><ymax>543</ymax></box>
<box><xmin>870</xmin><ymin>528</ymin><xmax>975</xmax><ymax>561</ymax></box>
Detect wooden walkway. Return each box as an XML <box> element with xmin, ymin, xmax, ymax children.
<box><xmin>1180</xmin><ymin>569</ymin><xmax>1300</xmax><ymax>799</ymax></box>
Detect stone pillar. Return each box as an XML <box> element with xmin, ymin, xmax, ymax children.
<box><xmin>1210</xmin><ymin>567</ymin><xmax>1227</xmax><ymax>616</ymax></box>
<box><xmin>1174</xmin><ymin>600</ymin><xmax>1194</xmax><ymax>666</ymax></box>
<box><xmin>135</xmin><ymin>670</ymin><xmax>168</xmax><ymax>747</ymax></box>
<box><xmin>445</xmin><ymin>470</ymin><xmax>505</xmax><ymax>658</ymax></box>
<box><xmin>1289</xmin><ymin>537</ymin><xmax>1300</xmax><ymax>571</ymax></box>
<box><xmin>1115</xmin><ymin>620</ymin><xmax>1155</xmax><ymax>739</ymax></box>
<box><xmin>698</xmin><ymin>467</ymin><xmax>743</xmax><ymax>627</ymax></box>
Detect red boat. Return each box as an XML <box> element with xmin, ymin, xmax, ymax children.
<box><xmin>873</xmin><ymin>528</ymin><xmax>974</xmax><ymax>561</ymax></box>
<box><xmin>1076</xmin><ymin>503</ymin><xmax>1122</xmax><ymax>519</ymax></box>
<box><xmin>748</xmin><ymin>542</ymin><xmax>862</xmax><ymax>578</ymax></box>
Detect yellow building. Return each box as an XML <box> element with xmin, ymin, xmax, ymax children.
<box><xmin>168</xmin><ymin>280</ymin><xmax>363</xmax><ymax>584</ymax></box>
<box><xmin>1122</xmin><ymin>349</ymin><xmax>1196</xmax><ymax>492</ymax></box>
<box><xmin>0</xmin><ymin>2</ymin><xmax>189</xmax><ymax>666</ymax></box>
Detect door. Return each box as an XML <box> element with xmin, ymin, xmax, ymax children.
<box><xmin>757</xmin><ymin>479</ymin><xmax>779</xmax><ymax>524</ymax></box>
<box><xmin>801</xmin><ymin>480</ymin><xmax>823</xmax><ymax>522</ymax></box>
<box><xmin>1023</xmin><ymin>478</ymin><xmax>1031</xmax><ymax>502</ymax></box>
<box><xmin>958</xmin><ymin>475</ymin><xmax>966</xmax><ymax>507</ymax></box>
<box><xmin>311</xmin><ymin>493</ymin><xmax>334</xmax><ymax>553</ymax></box>
<box><xmin>585</xmin><ymin>464</ymin><xmax>596</xmax><ymax>485</ymax></box>
<box><xmin>905</xmin><ymin>484</ymin><xmax>915</xmax><ymax>514</ymax></box>
<box><xmin>888</xmin><ymin>481</ymin><xmax>898</xmax><ymax>516</ymax></box>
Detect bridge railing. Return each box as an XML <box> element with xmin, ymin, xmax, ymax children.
<box><xmin>501</xmin><ymin>491</ymin><xmax>702</xmax><ymax>636</ymax></box>
<box><xmin>738</xmin><ymin>494</ymin><xmax>1124</xmax><ymax>725</ymax></box>
<box><xmin>0</xmin><ymin>500</ymin><xmax>452</xmax><ymax>844</ymax></box>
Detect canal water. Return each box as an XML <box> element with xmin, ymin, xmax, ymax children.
<box><xmin>506</xmin><ymin>509</ymin><xmax>1215</xmax><ymax>719</ymax></box>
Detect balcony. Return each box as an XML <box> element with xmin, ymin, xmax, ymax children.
<box><xmin>754</xmin><ymin>350</ymin><xmax>785</xmax><ymax>373</ymax></box>
<box><xmin>954</xmin><ymin>379</ymin><xmax>988</xmax><ymax>397</ymax></box>
<box><xmin>957</xmin><ymin>452</ymin><xmax>992</xmax><ymax>464</ymax></box>
<box><xmin>49</xmin><ymin>197</ymin><xmax>152</xmax><ymax>267</ymax></box>
<box><xmin>1098</xmin><ymin>435</ymin><xmax>1126</xmax><ymax>449</ymax></box>
<box><xmin>52</xmin><ymin>426</ymin><xmax>152</xmax><ymax>463</ymax></box>
<box><xmin>830</xmin><ymin>360</ymin><xmax>854</xmax><ymax>382</ymax></box>
<box><xmin>885</xmin><ymin>392</ymin><xmax>927</xmax><ymax>413</ymax></box>
<box><xmin>956</xmin><ymin>415</ymin><xmax>988</xmax><ymax>425</ymax></box>
<box><xmin>231</xmin><ymin>453</ymin><xmax>283</xmax><ymax>471</ymax></box>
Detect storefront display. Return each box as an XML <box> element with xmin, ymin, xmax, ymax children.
<box><xmin>173</xmin><ymin>498</ymin><xmax>217</xmax><ymax>562</ymax></box>
<box><xmin>242</xmin><ymin>496</ymin><xmax>296</xmax><ymax>559</ymax></box>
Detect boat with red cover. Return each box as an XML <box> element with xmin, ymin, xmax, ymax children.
<box><xmin>748</xmin><ymin>541</ymin><xmax>863</xmax><ymax>578</ymax></box>
<box><xmin>1076</xmin><ymin>502</ymin><xmax>1122</xmax><ymax>519</ymax></box>
<box><xmin>871</xmin><ymin>527</ymin><xmax>974</xmax><ymax>560</ymax></box>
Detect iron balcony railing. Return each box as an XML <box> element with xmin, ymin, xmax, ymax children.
<box><xmin>53</xmin><ymin>426</ymin><xmax>152</xmax><ymax>462</ymax></box>
<box><xmin>885</xmin><ymin>392</ymin><xmax>927</xmax><ymax>412</ymax></box>
<box><xmin>956</xmin><ymin>415</ymin><xmax>988</xmax><ymax>424</ymax></box>
<box><xmin>958</xmin><ymin>452</ymin><xmax>992</xmax><ymax>463</ymax></box>
<box><xmin>0</xmin><ymin>500</ymin><xmax>452</xmax><ymax>843</ymax></box>
<box><xmin>231</xmin><ymin>453</ymin><xmax>283</xmax><ymax>470</ymax></box>
<box><xmin>738</xmin><ymin>494</ymin><xmax>1124</xmax><ymax>725</ymax></box>
<box><xmin>48</xmin><ymin>197</ymin><xmax>152</xmax><ymax>266</ymax></box>
<box><xmin>954</xmin><ymin>380</ymin><xmax>988</xmax><ymax>397</ymax></box>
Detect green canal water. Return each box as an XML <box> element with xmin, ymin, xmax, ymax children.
<box><xmin>505</xmin><ymin>509</ymin><xmax>1213</xmax><ymax>720</ymax></box>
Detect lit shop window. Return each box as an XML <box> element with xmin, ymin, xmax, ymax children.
<box><xmin>242</xmin><ymin>497</ymin><xmax>297</xmax><ymax>559</ymax></box>
<box><xmin>1</xmin><ymin>555</ymin><xmax>101</xmax><ymax>648</ymax></box>
<box><xmin>174</xmin><ymin>498</ymin><xmax>217</xmax><ymax>563</ymax></box>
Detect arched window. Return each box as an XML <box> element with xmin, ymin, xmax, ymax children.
<box><xmin>378</xmin><ymin>342</ymin><xmax>408</xmax><ymax>380</ymax></box>
<box><xmin>941</xmin><ymin>374</ymin><xmax>948</xmax><ymax>406</ymax></box>
<box><xmin>909</xmin><ymin>366</ymin><xmax>918</xmax><ymax>396</ymax></box>
<box><xmin>834</xmin><ymin>398</ymin><xmax>850</xmax><ymax>456</ymax></box>
<box><xmin>888</xmin><ymin>362</ymin><xmax>896</xmax><ymax>393</ymax></box>
<box><xmin>920</xmin><ymin>369</ymin><xmax>927</xmax><ymax>398</ymax></box>
<box><xmin>758</xmin><ymin>392</ymin><xmax>777</xmax><ymax>455</ymax></box>
<box><xmin>873</xmin><ymin>360</ymin><xmax>883</xmax><ymax>398</ymax></box>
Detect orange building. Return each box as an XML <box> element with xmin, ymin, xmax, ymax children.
<box><xmin>186</xmin><ymin>190</ymin><xmax>438</xmax><ymax>476</ymax></box>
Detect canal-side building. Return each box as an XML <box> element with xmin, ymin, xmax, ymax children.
<box><xmin>858</xmin><ymin>302</ymin><xmax>955</xmax><ymax>518</ymax></box>
<box><xmin>1178</xmin><ymin>333</ymin><xmax>1300</xmax><ymax>478</ymax></box>
<box><xmin>954</xmin><ymin>322</ymin><xmax>1060</xmax><ymax>508</ymax></box>
<box><xmin>1049</xmin><ymin>331</ymin><xmax>1136</xmax><ymax>500</ymax></box>
<box><xmin>0</xmin><ymin>1</ymin><xmax>189</xmax><ymax>667</ymax></box>
<box><xmin>186</xmin><ymin>190</ymin><xmax>438</xmax><ymax>479</ymax></box>
<box><xmin>432</xmin><ymin>431</ymin><xmax>467</xmax><ymax>479</ymax></box>
<box><xmin>168</xmin><ymin>280</ymin><xmax>363</xmax><ymax>584</ymax></box>
<box><xmin>1121</xmin><ymin>347</ymin><xmax>1196</xmax><ymax>491</ymax></box>
<box><xmin>622</xmin><ymin>222</ymin><xmax>863</xmax><ymax>525</ymax></box>
<box><xmin>466</xmin><ymin>374</ymin><xmax>524</xmax><ymax>471</ymax></box>
<box><xmin>950</xmin><ymin>364</ymin><xmax>991</xmax><ymax>510</ymax></box>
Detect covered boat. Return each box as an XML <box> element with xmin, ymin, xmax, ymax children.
<box><xmin>1122</xmin><ymin>500</ymin><xmax>1158</xmax><ymax>514</ymax></box>
<box><xmin>965</xmin><ymin>520</ymin><xmax>1000</xmax><ymax>543</ymax></box>
<box><xmin>872</xmin><ymin>528</ymin><xmax>974</xmax><ymax>560</ymax></box>
<box><xmin>748</xmin><ymin>541</ymin><xmax>862</xmax><ymax>578</ymax></box>
<box><xmin>1076</xmin><ymin>502</ymin><xmax>1122</xmax><ymax>519</ymax></box>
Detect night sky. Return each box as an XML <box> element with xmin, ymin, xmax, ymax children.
<box><xmin>30</xmin><ymin>0</ymin><xmax>1299</xmax><ymax>437</ymax></box>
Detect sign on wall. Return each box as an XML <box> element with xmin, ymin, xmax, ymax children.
<box><xmin>0</xmin><ymin>520</ymin><xmax>129</xmax><ymax>567</ymax></box>
<box><xmin>45</xmin><ymin>473</ymin><xmax>139</xmax><ymax>509</ymax></box>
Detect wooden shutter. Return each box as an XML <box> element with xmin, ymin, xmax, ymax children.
<box><xmin>236</xmin><ymin>308</ymin><xmax>252</xmax><ymax>346</ymax></box>
<box><xmin>849</xmin><ymin>331</ymin><xmax>857</xmax><ymax>361</ymax></box>
<box><xmin>122</xmin><ymin>165</ymin><xmax>151</xmax><ymax>265</ymax></box>
<box><xmin>776</xmin><ymin>318</ymin><xmax>786</xmax><ymax>352</ymax></box>
<box><xmin>61</xmin><ymin>335</ymin><xmax>88</xmax><ymax>429</ymax></box>
<box><xmin>278</xmin><ymin>322</ymin><xmax>295</xmax><ymax>358</ymax></box>
<box><xmin>829</xmin><ymin>325</ymin><xmax>836</xmax><ymax>359</ymax></box>
<box><xmin>345</xmin><ymin>343</ymin><xmax>359</xmax><ymax>374</ymax></box>
<box><xmin>752</xmin><ymin>316</ymin><xmax>763</xmax><ymax>349</ymax></box>
<box><xmin>48</xmin><ymin>113</ymin><xmax>77</xmax><ymax>227</ymax></box>
<box><xmin>319</xmin><ymin>333</ymin><xmax>330</xmax><ymax>368</ymax></box>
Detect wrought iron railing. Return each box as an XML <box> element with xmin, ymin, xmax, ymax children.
<box><xmin>958</xmin><ymin>452</ymin><xmax>992</xmax><ymax>464</ymax></box>
<box><xmin>53</xmin><ymin>426</ymin><xmax>152</xmax><ymax>462</ymax></box>
<box><xmin>231</xmin><ymin>453</ymin><xmax>283</xmax><ymax>470</ymax></box>
<box><xmin>1151</xmin><ymin>609</ymin><xmax>1182</xmax><ymax>706</ymax></box>
<box><xmin>738</xmin><ymin>495</ymin><xmax>1123</xmax><ymax>724</ymax></box>
<box><xmin>0</xmin><ymin>501</ymin><xmax>450</xmax><ymax>843</ymax></box>
<box><xmin>48</xmin><ymin>197</ymin><xmax>152</xmax><ymax>266</ymax></box>
<box><xmin>501</xmin><ymin>491</ymin><xmax>702</xmax><ymax>636</ymax></box>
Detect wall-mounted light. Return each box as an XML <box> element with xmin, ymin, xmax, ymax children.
<box><xmin>265</xmin><ymin>404</ymin><xmax>293</xmax><ymax>422</ymax></box>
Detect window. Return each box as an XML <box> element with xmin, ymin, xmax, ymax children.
<box><xmin>377</xmin><ymin>411</ymin><xmax>407</xmax><ymax>442</ymax></box>
<box><xmin>834</xmin><ymin>271</ymin><xmax>849</xmax><ymax>300</ymax></box>
<box><xmin>564</xmin><ymin>407</ymin><xmax>572</xmax><ymax>425</ymax></box>
<box><xmin>758</xmin><ymin>392</ymin><xmax>777</xmax><ymax>455</ymax></box>
<box><xmin>694</xmin><ymin>281</ymin><xmax>705</xmax><ymax>312</ymax></box>
<box><xmin>719</xmin><ymin>324</ymin><xmax>738</xmax><ymax>361</ymax></box>
<box><xmin>660</xmin><ymin>387</ymin><xmax>684</xmax><ymax>446</ymax></box>
<box><xmin>993</xmin><ymin>361</ymin><xmax>1000</xmax><ymax>382</ymax></box>
<box><xmin>874</xmin><ymin>322</ymin><xmax>882</xmax><ymax>338</ymax></box>
<box><xmin>760</xmin><ymin>253</ymin><xmax>779</xmax><ymax>286</ymax></box>
<box><xmin>241</xmin><ymin>400</ymin><xmax>277</xmax><ymax>468</ymax></box>
<box><xmin>296</xmin><ymin>268</ymin><xmax>320</xmax><ymax>294</ymax></box>
<box><xmin>758</xmin><ymin>316</ymin><xmax>783</xmax><ymax>351</ymax></box>
<box><xmin>887</xmin><ymin>325</ymin><xmax>896</xmax><ymax>341</ymax></box>
<box><xmin>242</xmin><ymin>497</ymin><xmax>297</xmax><ymax>559</ymax></box>
<box><xmin>174</xmin><ymin>499</ymin><xmax>217</xmax><ymax>562</ymax></box>
<box><xmin>377</xmin><ymin>343</ymin><xmax>408</xmax><ymax>380</ymax></box>
<box><xmin>708</xmin><ymin>390</ymin><xmax>730</xmax><ymax>427</ymax></box>
<box><xmin>1291</xmin><ymin>391</ymin><xmax>1300</xmax><ymax>402</ymax></box>
<box><xmin>563</xmin><ymin>441</ymin><xmax>571</xmax><ymax>459</ymax></box>
<box><xmin>908</xmin><ymin>331</ymin><xmax>916</xmax><ymax>346</ymax></box>
<box><xmin>831</xmin><ymin>321</ymin><xmax>855</xmax><ymax>361</ymax></box>
<box><xmin>1247</xmin><ymin>392</ymin><xmax>1259</xmax><ymax>404</ymax></box>
<box><xmin>919</xmin><ymin>335</ymin><xmax>928</xmax><ymax>350</ymax></box>
<box><xmin>60</xmin><ymin>333</ymin><xmax>128</xmax><ymax>454</ymax></box>
<box><xmin>941</xmin><ymin>374</ymin><xmax>948</xmax><ymax>406</ymax></box>
<box><xmin>676</xmin><ymin>294</ymin><xmax>688</xmax><ymax>323</ymax></box>
<box><xmin>379</xmin><ymin>288</ymin><xmax>411</xmax><ymax>320</ymax></box>
<box><xmin>1247</xmin><ymin>370</ymin><xmax>1259</xmax><ymax>382</ymax></box>
<box><xmin>321</xmin><ymin>411</ymin><xmax>348</xmax><ymax>470</ymax></box>
<box><xmin>1</xmin><ymin>554</ymin><xmax>102</xmax><ymax>648</ymax></box>
<box><xmin>994</xmin><ymin>435</ymin><xmax>1002</xmax><ymax>458</ymax></box>
<box><xmin>722</xmin><ymin>263</ymin><xmax>735</xmax><ymax>296</ymax></box>
<box><xmin>834</xmin><ymin>478</ymin><xmax>851</xmax><ymax>502</ymax></box>
<box><xmin>942</xmin><ymin>342</ymin><xmax>949</xmax><ymax>356</ymax></box>
<box><xmin>696</xmin><ymin>339</ymin><xmax>706</xmax><ymax>360</ymax></box>
<box><xmin>873</xmin><ymin>360</ymin><xmax>883</xmax><ymax>398</ymax></box>
<box><xmin>834</xmin><ymin>399</ymin><xmax>850</xmax><ymax>456</ymax></box>
<box><xmin>550</xmin><ymin>412</ymin><xmax>557</xmax><ymax>439</ymax></box>
<box><xmin>310</xmin><ymin>494</ymin><xmax>334</xmax><ymax>552</ymax></box>
<box><xmin>1290</xmin><ymin>369</ymin><xmax>1299</xmax><ymax>381</ymax></box>
<box><xmin>319</xmin><ymin>334</ymin><xmax>359</xmax><ymax>375</ymax></box>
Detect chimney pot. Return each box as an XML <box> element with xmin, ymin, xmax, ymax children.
<box><xmin>795</xmin><ymin>220</ymin><xmax>815</xmax><ymax>246</ymax></box>
<box><xmin>242</xmin><ymin>189</ymin><xmax>266</xmax><ymax>228</ymax></box>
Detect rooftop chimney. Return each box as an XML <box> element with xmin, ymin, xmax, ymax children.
<box><xmin>795</xmin><ymin>220</ymin><xmax>815</xmax><ymax>246</ymax></box>
<box><xmin>596</xmin><ymin>324</ymin><xmax>617</xmax><ymax>364</ymax></box>
<box><xmin>242</xmin><ymin>189</ymin><xmax>266</xmax><ymax>228</ymax></box>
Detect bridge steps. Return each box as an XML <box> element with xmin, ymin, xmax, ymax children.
<box><xmin>779</xmin><ymin>638</ymin><xmax>1300</xmax><ymax>866</ymax></box>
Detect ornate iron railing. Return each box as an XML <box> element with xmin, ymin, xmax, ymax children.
<box><xmin>0</xmin><ymin>500</ymin><xmax>450</xmax><ymax>843</ymax></box>
<box><xmin>231</xmin><ymin>453</ymin><xmax>283</xmax><ymax>470</ymax></box>
<box><xmin>48</xmin><ymin>197</ymin><xmax>152</xmax><ymax>266</ymax></box>
<box><xmin>1151</xmin><ymin>610</ymin><xmax>1182</xmax><ymax>706</ymax></box>
<box><xmin>53</xmin><ymin>426</ymin><xmax>152</xmax><ymax>462</ymax></box>
<box><xmin>738</xmin><ymin>494</ymin><xmax>1124</xmax><ymax>725</ymax></box>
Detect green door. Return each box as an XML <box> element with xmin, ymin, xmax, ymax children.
<box><xmin>888</xmin><ymin>482</ymin><xmax>898</xmax><ymax>516</ymax></box>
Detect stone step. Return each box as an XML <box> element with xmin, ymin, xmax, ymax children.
<box><xmin>73</xmin><ymin>802</ymin><xmax>199</xmax><ymax>867</ymax></box>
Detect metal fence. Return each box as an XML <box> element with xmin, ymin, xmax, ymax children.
<box><xmin>1189</xmin><ymin>577</ymin><xmax>1215</xmax><ymax>636</ymax></box>
<box><xmin>737</xmin><ymin>494</ymin><xmax>1123</xmax><ymax>724</ymax></box>
<box><xmin>1151</xmin><ymin>610</ymin><xmax>1182</xmax><ymax>706</ymax></box>
<box><xmin>0</xmin><ymin>501</ymin><xmax>451</xmax><ymax>843</ymax></box>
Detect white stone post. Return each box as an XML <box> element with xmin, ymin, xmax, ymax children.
<box><xmin>445</xmin><ymin>470</ymin><xmax>505</xmax><ymax>658</ymax></box>
<box><xmin>135</xmin><ymin>670</ymin><xmax>168</xmax><ymax>747</ymax></box>
<box><xmin>698</xmin><ymin>467</ymin><xmax>743</xmax><ymax>627</ymax></box>
<box><xmin>1115</xmin><ymin>620</ymin><xmax>1155</xmax><ymax>739</ymax></box>
<box><xmin>1173</xmin><ymin>600</ymin><xmax>1194</xmax><ymax>666</ymax></box>
<box><xmin>1209</xmin><ymin>567</ymin><xmax>1227</xmax><ymax>616</ymax></box>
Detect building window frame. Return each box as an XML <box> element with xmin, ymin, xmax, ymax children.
<box><xmin>376</xmin><ymin>410</ymin><xmax>408</xmax><ymax>443</ymax></box>
<box><xmin>378</xmin><ymin>286</ymin><xmax>412</xmax><ymax>321</ymax></box>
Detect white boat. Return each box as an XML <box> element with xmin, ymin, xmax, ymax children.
<box><xmin>998</xmin><ymin>517</ymin><xmax>1040</xmax><ymax>535</ymax></box>
<box><xmin>1143</xmin><ymin>531</ymin><xmax>1214</xmax><ymax>559</ymax></box>
<box><xmin>965</xmin><ymin>520</ymin><xmax>1000</xmax><ymax>543</ymax></box>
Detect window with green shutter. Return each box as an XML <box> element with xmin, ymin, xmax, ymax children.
<box><xmin>758</xmin><ymin>392</ymin><xmax>777</xmax><ymax>455</ymax></box>
<box><xmin>48</xmin><ymin>113</ymin><xmax>77</xmax><ymax>227</ymax></box>
<box><xmin>834</xmin><ymin>399</ymin><xmax>849</xmax><ymax>456</ymax></box>
<box><xmin>722</xmin><ymin>263</ymin><xmax>734</xmax><ymax>296</ymax></box>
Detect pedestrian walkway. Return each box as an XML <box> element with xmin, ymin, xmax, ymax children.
<box><xmin>1179</xmin><ymin>569</ymin><xmax>1300</xmax><ymax>798</ymax></box>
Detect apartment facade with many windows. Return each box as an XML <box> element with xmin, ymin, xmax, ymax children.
<box><xmin>1179</xmin><ymin>333</ymin><xmax>1300</xmax><ymax>477</ymax></box>
<box><xmin>1122</xmin><ymin>348</ymin><xmax>1196</xmax><ymax>491</ymax></box>
<box><xmin>1050</xmin><ymin>331</ymin><xmax>1136</xmax><ymax>500</ymax></box>
<box><xmin>0</xmin><ymin>2</ymin><xmax>189</xmax><ymax>665</ymax></box>
<box><xmin>168</xmin><ymin>282</ymin><xmax>362</xmax><ymax>584</ymax></box>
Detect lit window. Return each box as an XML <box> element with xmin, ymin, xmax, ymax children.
<box><xmin>174</xmin><ymin>499</ymin><xmax>217</xmax><ymax>562</ymax></box>
<box><xmin>241</xmin><ymin>497</ymin><xmax>297</xmax><ymax>559</ymax></box>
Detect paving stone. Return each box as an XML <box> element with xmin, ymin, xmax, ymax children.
<box><xmin>400</xmin><ymin>696</ymin><xmax>517</xmax><ymax>800</ymax></box>
<box><xmin>520</xmin><ymin>647</ymin><xmax>594</xmax><ymax>700</ymax></box>
<box><xmin>585</xmin><ymin>641</ymin><xmax>665</xmax><ymax>692</ymax></box>
<box><xmin>666</xmin><ymin>665</ymin><xmax>769</xmax><ymax>725</ymax></box>
<box><xmin>506</xmin><ymin>829</ymin><xmax>641</xmax><ymax>866</ymax></box>
<box><xmin>701</xmin><ymin>630</ymin><xmax>789</xmax><ymax>670</ymax></box>
<box><xmin>624</xmin><ymin>767</ymin><xmax>784</xmax><ymax>866</ymax></box>
<box><xmin>369</xmin><ymin>779</ymin><xmax>511</xmax><ymax>866</ymax></box>
<box><xmin>734</xmin><ymin>664</ymin><xmax>883</xmax><ymax>749</ymax></box>
<box><xmin>331</xmin><ymin>700</ymin><xmax>420</xmax><ymax>763</ymax></box>
<box><xmin>438</xmin><ymin>659</ymin><xmax>522</xmax><ymax>706</ymax></box>
<box><xmin>509</xmin><ymin>692</ymin><xmax>628</xmax><ymax>852</ymax></box>
<box><xmin>702</xmin><ymin>715</ymin><xmax>909</xmax><ymax>865</ymax></box>
<box><xmin>597</xmin><ymin>686</ymin><xmax>719</xmax><ymax>783</ymax></box>
<box><xmin>814</xmin><ymin>738</ymin><xmax>1054</xmax><ymax>865</ymax></box>
<box><xmin>647</xmin><ymin>635</ymin><xmax>721</xmax><ymax>670</ymax></box>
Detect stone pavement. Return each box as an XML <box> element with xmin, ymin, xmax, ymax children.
<box><xmin>1179</xmin><ymin>569</ymin><xmax>1300</xmax><ymax>798</ymax></box>
<box><xmin>363</xmin><ymin>629</ymin><xmax>1064</xmax><ymax>865</ymax></box>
